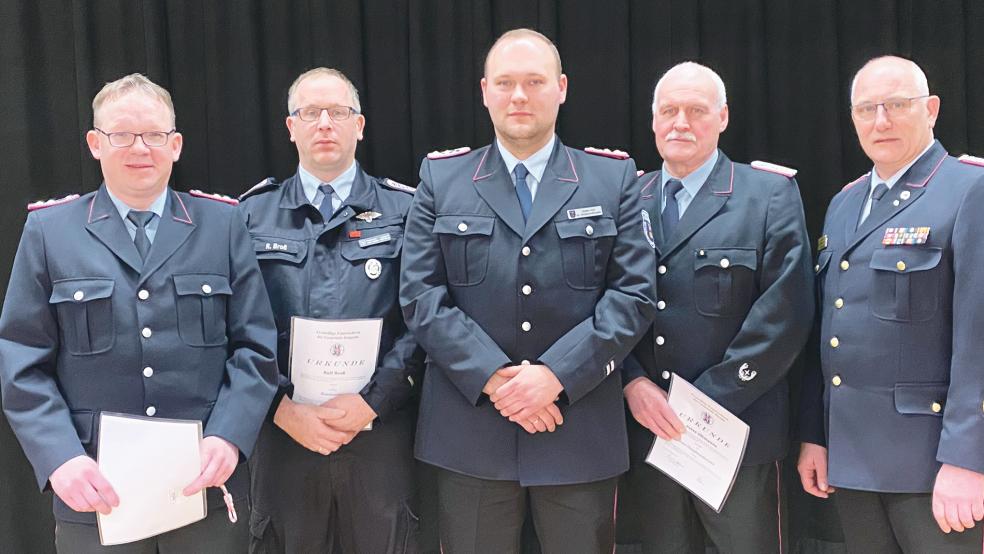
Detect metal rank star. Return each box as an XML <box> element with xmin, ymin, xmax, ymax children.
<box><xmin>356</xmin><ymin>211</ymin><xmax>382</xmax><ymax>223</ymax></box>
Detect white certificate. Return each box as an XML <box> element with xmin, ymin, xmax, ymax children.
<box><xmin>645</xmin><ymin>374</ymin><xmax>750</xmax><ymax>513</ymax></box>
<box><xmin>96</xmin><ymin>412</ymin><xmax>206</xmax><ymax>546</ymax></box>
<box><xmin>288</xmin><ymin>317</ymin><xmax>383</xmax><ymax>405</ymax></box>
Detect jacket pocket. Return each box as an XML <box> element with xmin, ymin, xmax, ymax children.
<box><xmin>869</xmin><ymin>246</ymin><xmax>942</xmax><ymax>322</ymax></box>
<box><xmin>894</xmin><ymin>382</ymin><xmax>948</xmax><ymax>416</ymax></box>
<box><xmin>693</xmin><ymin>247</ymin><xmax>758</xmax><ymax>317</ymax></box>
<box><xmin>49</xmin><ymin>278</ymin><xmax>115</xmax><ymax>355</ymax></box>
<box><xmin>70</xmin><ymin>409</ymin><xmax>96</xmax><ymax>445</ymax></box>
<box><xmin>554</xmin><ymin>216</ymin><xmax>617</xmax><ymax>290</ymax></box>
<box><xmin>434</xmin><ymin>215</ymin><xmax>495</xmax><ymax>286</ymax></box>
<box><xmin>173</xmin><ymin>274</ymin><xmax>232</xmax><ymax>347</ymax></box>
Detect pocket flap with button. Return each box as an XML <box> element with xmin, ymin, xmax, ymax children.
<box><xmin>173</xmin><ymin>274</ymin><xmax>232</xmax><ymax>296</ymax></box>
<box><xmin>694</xmin><ymin>248</ymin><xmax>758</xmax><ymax>271</ymax></box>
<box><xmin>70</xmin><ymin>410</ymin><xmax>96</xmax><ymax>444</ymax></box>
<box><xmin>894</xmin><ymin>382</ymin><xmax>949</xmax><ymax>416</ymax></box>
<box><xmin>870</xmin><ymin>246</ymin><xmax>943</xmax><ymax>273</ymax></box>
<box><xmin>49</xmin><ymin>279</ymin><xmax>114</xmax><ymax>304</ymax></box>
<box><xmin>252</xmin><ymin>236</ymin><xmax>307</xmax><ymax>263</ymax></box>
<box><xmin>554</xmin><ymin>217</ymin><xmax>617</xmax><ymax>239</ymax></box>
<box><xmin>433</xmin><ymin>215</ymin><xmax>495</xmax><ymax>236</ymax></box>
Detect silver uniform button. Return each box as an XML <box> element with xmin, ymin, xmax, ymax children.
<box><xmin>522</xmin><ymin>246</ymin><xmax>531</xmax><ymax>256</ymax></box>
<box><xmin>145</xmin><ymin>406</ymin><xmax>156</xmax><ymax>417</ymax></box>
<box><xmin>521</xmin><ymin>285</ymin><xmax>532</xmax><ymax>295</ymax></box>
<box><xmin>720</xmin><ymin>258</ymin><xmax>730</xmax><ymax>268</ymax></box>
<box><xmin>521</xmin><ymin>360</ymin><xmax>531</xmax><ymax>365</ymax></box>
<box><xmin>141</xmin><ymin>327</ymin><xmax>152</xmax><ymax>339</ymax></box>
<box><xmin>137</xmin><ymin>289</ymin><xmax>150</xmax><ymax>300</ymax></box>
<box><xmin>658</xmin><ymin>265</ymin><xmax>667</xmax><ymax>275</ymax></box>
<box><xmin>585</xmin><ymin>225</ymin><xmax>594</xmax><ymax>236</ymax></box>
<box><xmin>656</xmin><ymin>300</ymin><xmax>666</xmax><ymax>310</ymax></box>
<box><xmin>661</xmin><ymin>371</ymin><xmax>671</xmax><ymax>380</ymax></box>
<box><xmin>655</xmin><ymin>335</ymin><xmax>665</xmax><ymax>346</ymax></box>
<box><xmin>143</xmin><ymin>367</ymin><xmax>154</xmax><ymax>378</ymax></box>
<box><xmin>73</xmin><ymin>290</ymin><xmax>84</xmax><ymax>301</ymax></box>
<box><xmin>521</xmin><ymin>321</ymin><xmax>532</xmax><ymax>332</ymax></box>
<box><xmin>458</xmin><ymin>222</ymin><xmax>468</xmax><ymax>232</ymax></box>
<box><xmin>201</xmin><ymin>284</ymin><xmax>212</xmax><ymax>294</ymax></box>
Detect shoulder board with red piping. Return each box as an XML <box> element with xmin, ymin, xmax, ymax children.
<box><xmin>584</xmin><ymin>147</ymin><xmax>630</xmax><ymax>160</ymax></box>
<box><xmin>190</xmin><ymin>189</ymin><xmax>239</xmax><ymax>206</ymax></box>
<box><xmin>751</xmin><ymin>160</ymin><xmax>797</xmax><ymax>178</ymax></box>
<box><xmin>238</xmin><ymin>177</ymin><xmax>280</xmax><ymax>201</ymax></box>
<box><xmin>841</xmin><ymin>173</ymin><xmax>867</xmax><ymax>191</ymax></box>
<box><xmin>27</xmin><ymin>194</ymin><xmax>80</xmax><ymax>211</ymax></box>
<box><xmin>958</xmin><ymin>154</ymin><xmax>984</xmax><ymax>167</ymax></box>
<box><xmin>427</xmin><ymin>147</ymin><xmax>471</xmax><ymax>160</ymax></box>
<box><xmin>380</xmin><ymin>178</ymin><xmax>416</xmax><ymax>194</ymax></box>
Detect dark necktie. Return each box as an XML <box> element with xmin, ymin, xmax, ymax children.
<box><xmin>859</xmin><ymin>182</ymin><xmax>889</xmax><ymax>227</ymax></box>
<box><xmin>318</xmin><ymin>184</ymin><xmax>335</xmax><ymax>222</ymax></box>
<box><xmin>126</xmin><ymin>210</ymin><xmax>155</xmax><ymax>262</ymax></box>
<box><xmin>514</xmin><ymin>164</ymin><xmax>533</xmax><ymax>222</ymax></box>
<box><xmin>661</xmin><ymin>179</ymin><xmax>684</xmax><ymax>240</ymax></box>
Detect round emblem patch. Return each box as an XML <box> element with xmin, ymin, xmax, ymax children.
<box><xmin>365</xmin><ymin>258</ymin><xmax>382</xmax><ymax>280</ymax></box>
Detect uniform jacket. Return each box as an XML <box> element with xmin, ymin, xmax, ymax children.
<box><xmin>627</xmin><ymin>152</ymin><xmax>814</xmax><ymax>465</ymax></box>
<box><xmin>238</xmin><ymin>166</ymin><xmax>424</xmax><ymax>422</ymax></box>
<box><xmin>0</xmin><ymin>185</ymin><xmax>279</xmax><ymax>523</ymax></box>
<box><xmin>400</xmin><ymin>138</ymin><xmax>658</xmax><ymax>485</ymax></box>
<box><xmin>799</xmin><ymin>141</ymin><xmax>984</xmax><ymax>492</ymax></box>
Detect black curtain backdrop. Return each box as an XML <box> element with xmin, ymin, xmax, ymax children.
<box><xmin>3</xmin><ymin>1</ymin><xmax>983</xmax><ymax>552</ymax></box>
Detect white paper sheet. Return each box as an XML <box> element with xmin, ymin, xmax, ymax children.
<box><xmin>645</xmin><ymin>374</ymin><xmax>751</xmax><ymax>512</ymax></box>
<box><xmin>288</xmin><ymin>317</ymin><xmax>383</xmax><ymax>405</ymax></box>
<box><xmin>96</xmin><ymin>412</ymin><xmax>205</xmax><ymax>545</ymax></box>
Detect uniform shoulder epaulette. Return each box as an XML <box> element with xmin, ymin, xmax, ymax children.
<box><xmin>27</xmin><ymin>194</ymin><xmax>81</xmax><ymax>211</ymax></box>
<box><xmin>237</xmin><ymin>177</ymin><xmax>280</xmax><ymax>201</ymax></box>
<box><xmin>427</xmin><ymin>147</ymin><xmax>471</xmax><ymax>160</ymax></box>
<box><xmin>958</xmin><ymin>154</ymin><xmax>984</xmax><ymax>167</ymax></box>
<box><xmin>842</xmin><ymin>173</ymin><xmax>867</xmax><ymax>191</ymax></box>
<box><xmin>380</xmin><ymin>178</ymin><xmax>416</xmax><ymax>194</ymax></box>
<box><xmin>751</xmin><ymin>160</ymin><xmax>797</xmax><ymax>178</ymax></box>
<box><xmin>190</xmin><ymin>189</ymin><xmax>239</xmax><ymax>206</ymax></box>
<box><xmin>584</xmin><ymin>147</ymin><xmax>630</xmax><ymax>160</ymax></box>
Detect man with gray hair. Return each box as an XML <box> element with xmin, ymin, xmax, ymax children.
<box><xmin>798</xmin><ymin>55</ymin><xmax>984</xmax><ymax>552</ymax></box>
<box><xmin>620</xmin><ymin>61</ymin><xmax>813</xmax><ymax>553</ymax></box>
<box><xmin>0</xmin><ymin>73</ymin><xmax>279</xmax><ymax>552</ymax></box>
<box><xmin>239</xmin><ymin>67</ymin><xmax>423</xmax><ymax>553</ymax></box>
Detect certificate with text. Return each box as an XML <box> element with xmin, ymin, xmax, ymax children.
<box><xmin>645</xmin><ymin>374</ymin><xmax>750</xmax><ymax>513</ymax></box>
<box><xmin>96</xmin><ymin>412</ymin><xmax>205</xmax><ymax>545</ymax></box>
<box><xmin>288</xmin><ymin>317</ymin><xmax>383</xmax><ymax>405</ymax></box>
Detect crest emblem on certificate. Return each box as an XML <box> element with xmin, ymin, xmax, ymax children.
<box><xmin>330</xmin><ymin>343</ymin><xmax>344</xmax><ymax>357</ymax></box>
<box><xmin>365</xmin><ymin>258</ymin><xmax>382</xmax><ymax>279</ymax></box>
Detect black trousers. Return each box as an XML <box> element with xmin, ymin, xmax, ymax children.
<box><xmin>248</xmin><ymin>411</ymin><xmax>419</xmax><ymax>554</ymax></box>
<box><xmin>619</xmin><ymin>457</ymin><xmax>786</xmax><ymax>554</ymax></box>
<box><xmin>54</xmin><ymin>505</ymin><xmax>247</xmax><ymax>554</ymax></box>
<box><xmin>834</xmin><ymin>488</ymin><xmax>983</xmax><ymax>554</ymax></box>
<box><xmin>435</xmin><ymin>467</ymin><xmax>618</xmax><ymax>554</ymax></box>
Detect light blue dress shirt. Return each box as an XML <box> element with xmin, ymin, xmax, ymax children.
<box><xmin>298</xmin><ymin>161</ymin><xmax>357</xmax><ymax>214</ymax></box>
<box><xmin>106</xmin><ymin>186</ymin><xmax>167</xmax><ymax>244</ymax></box>
<box><xmin>496</xmin><ymin>135</ymin><xmax>556</xmax><ymax>201</ymax></box>
<box><xmin>661</xmin><ymin>149</ymin><xmax>719</xmax><ymax>218</ymax></box>
<box><xmin>860</xmin><ymin>140</ymin><xmax>935</xmax><ymax>222</ymax></box>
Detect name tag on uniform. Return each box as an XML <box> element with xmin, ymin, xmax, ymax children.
<box><xmin>882</xmin><ymin>226</ymin><xmax>930</xmax><ymax>245</ymax></box>
<box><xmin>265</xmin><ymin>242</ymin><xmax>290</xmax><ymax>252</ymax></box>
<box><xmin>358</xmin><ymin>233</ymin><xmax>392</xmax><ymax>247</ymax></box>
<box><xmin>567</xmin><ymin>206</ymin><xmax>603</xmax><ymax>219</ymax></box>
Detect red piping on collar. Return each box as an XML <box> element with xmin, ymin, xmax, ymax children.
<box><xmin>712</xmin><ymin>162</ymin><xmax>735</xmax><ymax>196</ymax></box>
<box><xmin>640</xmin><ymin>174</ymin><xmax>659</xmax><ymax>200</ymax></box>
<box><xmin>904</xmin><ymin>153</ymin><xmax>946</xmax><ymax>188</ymax></box>
<box><xmin>473</xmin><ymin>149</ymin><xmax>494</xmax><ymax>181</ymax></box>
<box><xmin>87</xmin><ymin>196</ymin><xmax>109</xmax><ymax>223</ymax></box>
<box><xmin>172</xmin><ymin>192</ymin><xmax>193</xmax><ymax>224</ymax></box>
<box><xmin>557</xmin><ymin>148</ymin><xmax>579</xmax><ymax>183</ymax></box>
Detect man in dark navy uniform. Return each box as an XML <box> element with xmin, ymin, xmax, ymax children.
<box><xmin>240</xmin><ymin>67</ymin><xmax>423</xmax><ymax>554</ymax></box>
<box><xmin>618</xmin><ymin>61</ymin><xmax>813</xmax><ymax>554</ymax></box>
<box><xmin>798</xmin><ymin>56</ymin><xmax>984</xmax><ymax>552</ymax></box>
<box><xmin>400</xmin><ymin>29</ymin><xmax>657</xmax><ymax>554</ymax></box>
<box><xmin>0</xmin><ymin>74</ymin><xmax>278</xmax><ymax>553</ymax></box>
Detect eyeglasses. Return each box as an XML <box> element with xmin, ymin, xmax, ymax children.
<box><xmin>850</xmin><ymin>95</ymin><xmax>930</xmax><ymax>121</ymax></box>
<box><xmin>290</xmin><ymin>106</ymin><xmax>359</xmax><ymax>122</ymax></box>
<box><xmin>94</xmin><ymin>128</ymin><xmax>176</xmax><ymax>148</ymax></box>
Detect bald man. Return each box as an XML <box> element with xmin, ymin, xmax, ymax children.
<box><xmin>619</xmin><ymin>61</ymin><xmax>813</xmax><ymax>553</ymax></box>
<box><xmin>798</xmin><ymin>55</ymin><xmax>984</xmax><ymax>553</ymax></box>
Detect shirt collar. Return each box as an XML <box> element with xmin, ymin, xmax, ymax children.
<box><xmin>496</xmin><ymin>135</ymin><xmax>556</xmax><ymax>183</ymax></box>
<box><xmin>661</xmin><ymin>149</ymin><xmax>719</xmax><ymax>198</ymax></box>
<box><xmin>105</xmin><ymin>185</ymin><xmax>168</xmax><ymax>220</ymax></box>
<box><xmin>871</xmin><ymin>140</ymin><xmax>935</xmax><ymax>190</ymax></box>
<box><xmin>297</xmin><ymin>161</ymin><xmax>358</xmax><ymax>205</ymax></box>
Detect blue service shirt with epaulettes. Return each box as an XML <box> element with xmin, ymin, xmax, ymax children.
<box><xmin>0</xmin><ymin>185</ymin><xmax>279</xmax><ymax>524</ymax></box>
<box><xmin>799</xmin><ymin>140</ymin><xmax>984</xmax><ymax>492</ymax></box>
<box><xmin>626</xmin><ymin>151</ymin><xmax>814</xmax><ymax>466</ymax></box>
<box><xmin>237</xmin><ymin>165</ymin><xmax>423</xmax><ymax>421</ymax></box>
<box><xmin>399</xmin><ymin>138</ymin><xmax>658</xmax><ymax>485</ymax></box>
